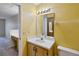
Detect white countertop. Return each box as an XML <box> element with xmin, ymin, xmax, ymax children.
<box><xmin>27</xmin><ymin>36</ymin><xmax>55</xmax><ymax>50</ymax></box>
<box><xmin>10</xmin><ymin>30</ymin><xmax>19</xmax><ymax>38</ymax></box>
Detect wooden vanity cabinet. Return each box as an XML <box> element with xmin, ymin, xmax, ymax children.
<box><xmin>11</xmin><ymin>36</ymin><xmax>18</xmax><ymax>52</ymax></box>
<box><xmin>27</xmin><ymin>42</ymin><xmax>54</xmax><ymax>56</ymax></box>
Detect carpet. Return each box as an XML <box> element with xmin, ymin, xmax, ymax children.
<box><xmin>0</xmin><ymin>37</ymin><xmax>18</xmax><ymax>56</ymax></box>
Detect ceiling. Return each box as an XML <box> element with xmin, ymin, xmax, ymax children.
<box><xmin>0</xmin><ymin>4</ymin><xmax>19</xmax><ymax>19</ymax></box>
<box><xmin>32</xmin><ymin>3</ymin><xmax>40</xmax><ymax>5</ymax></box>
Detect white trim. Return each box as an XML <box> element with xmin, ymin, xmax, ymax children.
<box><xmin>58</xmin><ymin>45</ymin><xmax>79</xmax><ymax>55</ymax></box>
<box><xmin>43</xmin><ymin>15</ymin><xmax>47</xmax><ymax>36</ymax></box>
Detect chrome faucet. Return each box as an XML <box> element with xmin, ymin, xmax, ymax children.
<box><xmin>41</xmin><ymin>33</ymin><xmax>44</xmax><ymax>40</ymax></box>
<box><xmin>41</xmin><ymin>37</ymin><xmax>43</xmax><ymax>40</ymax></box>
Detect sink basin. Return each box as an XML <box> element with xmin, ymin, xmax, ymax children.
<box><xmin>27</xmin><ymin>36</ymin><xmax>55</xmax><ymax>50</ymax></box>
<box><xmin>35</xmin><ymin>37</ymin><xmax>54</xmax><ymax>45</ymax></box>
<box><xmin>35</xmin><ymin>39</ymin><xmax>46</xmax><ymax>43</ymax></box>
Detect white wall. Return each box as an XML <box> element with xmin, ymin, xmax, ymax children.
<box><xmin>5</xmin><ymin>14</ymin><xmax>19</xmax><ymax>39</ymax></box>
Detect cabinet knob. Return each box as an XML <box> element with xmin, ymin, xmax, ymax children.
<box><xmin>33</xmin><ymin>47</ymin><xmax>37</xmax><ymax>51</ymax></box>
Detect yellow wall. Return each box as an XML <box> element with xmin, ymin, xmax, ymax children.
<box><xmin>21</xmin><ymin>4</ymin><xmax>36</xmax><ymax>55</ymax></box>
<box><xmin>37</xmin><ymin>3</ymin><xmax>79</xmax><ymax>51</ymax></box>
<box><xmin>36</xmin><ymin>15</ymin><xmax>43</xmax><ymax>36</ymax></box>
<box><xmin>21</xmin><ymin>3</ymin><xmax>79</xmax><ymax>55</ymax></box>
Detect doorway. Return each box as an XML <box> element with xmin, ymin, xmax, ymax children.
<box><xmin>47</xmin><ymin>17</ymin><xmax>54</xmax><ymax>36</ymax></box>
<box><xmin>0</xmin><ymin>4</ymin><xmax>20</xmax><ymax>56</ymax></box>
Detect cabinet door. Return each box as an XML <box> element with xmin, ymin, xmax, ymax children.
<box><xmin>27</xmin><ymin>43</ymin><xmax>36</xmax><ymax>56</ymax></box>
<box><xmin>36</xmin><ymin>46</ymin><xmax>48</xmax><ymax>56</ymax></box>
<box><xmin>27</xmin><ymin>43</ymin><xmax>48</xmax><ymax>56</ymax></box>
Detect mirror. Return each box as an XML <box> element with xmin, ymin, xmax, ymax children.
<box><xmin>37</xmin><ymin>13</ymin><xmax>55</xmax><ymax>37</ymax></box>
<box><xmin>42</xmin><ymin>13</ymin><xmax>54</xmax><ymax>37</ymax></box>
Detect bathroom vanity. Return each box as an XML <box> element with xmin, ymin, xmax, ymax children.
<box><xmin>10</xmin><ymin>30</ymin><xmax>19</xmax><ymax>51</ymax></box>
<box><xmin>27</xmin><ymin>36</ymin><xmax>57</xmax><ymax>56</ymax></box>
<box><xmin>26</xmin><ymin>8</ymin><xmax>57</xmax><ymax>56</ymax></box>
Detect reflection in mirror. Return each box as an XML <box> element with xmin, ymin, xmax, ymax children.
<box><xmin>42</xmin><ymin>13</ymin><xmax>54</xmax><ymax>37</ymax></box>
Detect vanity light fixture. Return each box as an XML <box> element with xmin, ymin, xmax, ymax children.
<box><xmin>37</xmin><ymin>8</ymin><xmax>55</xmax><ymax>15</ymax></box>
